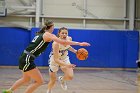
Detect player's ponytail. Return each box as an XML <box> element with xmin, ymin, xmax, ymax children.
<box><xmin>36</xmin><ymin>20</ymin><xmax>54</xmax><ymax>35</ymax></box>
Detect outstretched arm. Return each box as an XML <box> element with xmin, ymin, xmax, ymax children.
<box><xmin>43</xmin><ymin>32</ymin><xmax>90</xmax><ymax>46</ymax></box>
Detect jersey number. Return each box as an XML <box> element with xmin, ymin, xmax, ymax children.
<box><xmin>32</xmin><ymin>36</ymin><xmax>39</xmax><ymax>42</ymax></box>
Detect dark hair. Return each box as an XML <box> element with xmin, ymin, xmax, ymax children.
<box><xmin>57</xmin><ymin>27</ymin><xmax>68</xmax><ymax>37</ymax></box>
<box><xmin>36</xmin><ymin>20</ymin><xmax>54</xmax><ymax>35</ymax></box>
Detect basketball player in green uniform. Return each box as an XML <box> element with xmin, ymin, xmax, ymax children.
<box><xmin>2</xmin><ymin>20</ymin><xmax>90</xmax><ymax>93</ymax></box>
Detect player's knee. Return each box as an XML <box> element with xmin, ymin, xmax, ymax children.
<box><xmin>21</xmin><ymin>77</ymin><xmax>30</xmax><ymax>83</ymax></box>
<box><xmin>67</xmin><ymin>75</ymin><xmax>73</xmax><ymax>80</ymax></box>
<box><xmin>69</xmin><ymin>76</ymin><xmax>73</xmax><ymax>80</ymax></box>
<box><xmin>37</xmin><ymin>81</ymin><xmax>44</xmax><ymax>85</ymax></box>
<box><xmin>36</xmin><ymin>78</ymin><xmax>44</xmax><ymax>85</ymax></box>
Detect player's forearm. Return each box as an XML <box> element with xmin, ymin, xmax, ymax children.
<box><xmin>69</xmin><ymin>47</ymin><xmax>77</xmax><ymax>53</ymax></box>
<box><xmin>51</xmin><ymin>35</ymin><xmax>80</xmax><ymax>46</ymax></box>
<box><xmin>63</xmin><ymin>40</ymin><xmax>80</xmax><ymax>46</ymax></box>
<box><xmin>54</xmin><ymin>38</ymin><xmax>80</xmax><ymax>45</ymax></box>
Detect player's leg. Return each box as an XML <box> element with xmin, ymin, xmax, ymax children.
<box><xmin>2</xmin><ymin>71</ymin><xmax>30</xmax><ymax>93</ymax></box>
<box><xmin>137</xmin><ymin>60</ymin><xmax>140</xmax><ymax>92</ymax></box>
<box><xmin>47</xmin><ymin>70</ymin><xmax>57</xmax><ymax>93</ymax></box>
<box><xmin>61</xmin><ymin>67</ymin><xmax>74</xmax><ymax>81</ymax></box>
<box><xmin>46</xmin><ymin>64</ymin><xmax>59</xmax><ymax>93</ymax></box>
<box><xmin>24</xmin><ymin>68</ymin><xmax>44</xmax><ymax>93</ymax></box>
<box><xmin>58</xmin><ymin>67</ymin><xmax>74</xmax><ymax>90</ymax></box>
<box><xmin>58</xmin><ymin>57</ymin><xmax>74</xmax><ymax>90</ymax></box>
<box><xmin>60</xmin><ymin>57</ymin><xmax>74</xmax><ymax>81</ymax></box>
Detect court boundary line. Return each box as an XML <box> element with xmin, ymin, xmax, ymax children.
<box><xmin>0</xmin><ymin>66</ymin><xmax>136</xmax><ymax>71</ymax></box>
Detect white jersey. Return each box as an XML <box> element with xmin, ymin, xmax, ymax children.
<box><xmin>49</xmin><ymin>37</ymin><xmax>71</xmax><ymax>65</ymax></box>
<box><xmin>58</xmin><ymin>44</ymin><xmax>71</xmax><ymax>59</ymax></box>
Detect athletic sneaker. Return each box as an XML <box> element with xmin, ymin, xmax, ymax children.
<box><xmin>46</xmin><ymin>89</ymin><xmax>52</xmax><ymax>93</ymax></box>
<box><xmin>137</xmin><ymin>68</ymin><xmax>140</xmax><ymax>73</ymax></box>
<box><xmin>2</xmin><ymin>89</ymin><xmax>12</xmax><ymax>93</ymax></box>
<box><xmin>58</xmin><ymin>76</ymin><xmax>67</xmax><ymax>90</ymax></box>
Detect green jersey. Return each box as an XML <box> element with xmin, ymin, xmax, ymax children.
<box><xmin>25</xmin><ymin>33</ymin><xmax>50</xmax><ymax>57</ymax></box>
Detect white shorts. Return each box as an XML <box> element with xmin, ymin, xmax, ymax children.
<box><xmin>49</xmin><ymin>56</ymin><xmax>71</xmax><ymax>72</ymax></box>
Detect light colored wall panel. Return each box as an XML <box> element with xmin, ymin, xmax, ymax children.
<box><xmin>6</xmin><ymin>0</ymin><xmax>34</xmax><ymax>6</ymax></box>
<box><xmin>6</xmin><ymin>0</ymin><xmax>23</xmax><ymax>6</ymax></box>
<box><xmin>86</xmin><ymin>20</ymin><xmax>124</xmax><ymax>30</ymax></box>
<box><xmin>43</xmin><ymin>0</ymin><xmax>84</xmax><ymax>17</ymax></box>
<box><xmin>0</xmin><ymin>17</ymin><xmax>30</xmax><ymax>27</ymax></box>
<box><xmin>45</xmin><ymin>18</ymin><xmax>83</xmax><ymax>28</ymax></box>
<box><xmin>87</xmin><ymin>0</ymin><xmax>125</xmax><ymax>18</ymax></box>
<box><xmin>1</xmin><ymin>0</ymin><xmax>138</xmax><ymax>30</ymax></box>
<box><xmin>43</xmin><ymin>0</ymin><xmax>125</xmax><ymax>18</ymax></box>
<box><xmin>136</xmin><ymin>21</ymin><xmax>140</xmax><ymax>30</ymax></box>
<box><xmin>6</xmin><ymin>0</ymin><xmax>35</xmax><ymax>14</ymax></box>
<box><xmin>136</xmin><ymin>0</ymin><xmax>140</xmax><ymax>18</ymax></box>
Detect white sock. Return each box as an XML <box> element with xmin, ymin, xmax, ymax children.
<box><xmin>61</xmin><ymin>76</ymin><xmax>65</xmax><ymax>82</ymax></box>
<box><xmin>46</xmin><ymin>89</ymin><xmax>51</xmax><ymax>93</ymax></box>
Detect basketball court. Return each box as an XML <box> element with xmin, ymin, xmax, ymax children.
<box><xmin>0</xmin><ymin>0</ymin><xmax>139</xmax><ymax>93</ymax></box>
<box><xmin>0</xmin><ymin>67</ymin><xmax>137</xmax><ymax>93</ymax></box>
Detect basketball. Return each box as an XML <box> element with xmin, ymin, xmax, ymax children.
<box><xmin>76</xmin><ymin>48</ymin><xmax>88</xmax><ymax>60</ymax></box>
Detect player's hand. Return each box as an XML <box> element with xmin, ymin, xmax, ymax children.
<box><xmin>71</xmin><ymin>64</ymin><xmax>76</xmax><ymax>69</ymax></box>
<box><xmin>66</xmin><ymin>64</ymin><xmax>76</xmax><ymax>69</ymax></box>
<box><xmin>79</xmin><ymin>42</ymin><xmax>90</xmax><ymax>46</ymax></box>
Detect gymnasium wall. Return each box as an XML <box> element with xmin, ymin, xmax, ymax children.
<box><xmin>0</xmin><ymin>27</ymin><xmax>139</xmax><ymax>68</ymax></box>
<box><xmin>3</xmin><ymin>0</ymin><xmax>132</xmax><ymax>30</ymax></box>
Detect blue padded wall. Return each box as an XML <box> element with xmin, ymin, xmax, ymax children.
<box><xmin>0</xmin><ymin>27</ymin><xmax>30</xmax><ymax>66</ymax></box>
<box><xmin>0</xmin><ymin>27</ymin><xmax>139</xmax><ymax>68</ymax></box>
<box><xmin>67</xmin><ymin>29</ymin><xmax>139</xmax><ymax>68</ymax></box>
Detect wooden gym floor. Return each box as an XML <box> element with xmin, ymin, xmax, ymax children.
<box><xmin>0</xmin><ymin>67</ymin><xmax>138</xmax><ymax>93</ymax></box>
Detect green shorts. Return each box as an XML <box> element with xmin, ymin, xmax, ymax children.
<box><xmin>19</xmin><ymin>53</ymin><xmax>36</xmax><ymax>72</ymax></box>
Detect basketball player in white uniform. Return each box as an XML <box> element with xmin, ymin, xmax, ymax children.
<box><xmin>46</xmin><ymin>27</ymin><xmax>77</xmax><ymax>93</ymax></box>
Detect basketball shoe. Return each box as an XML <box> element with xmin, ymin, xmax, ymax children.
<box><xmin>2</xmin><ymin>89</ymin><xmax>12</xmax><ymax>93</ymax></box>
<box><xmin>58</xmin><ymin>76</ymin><xmax>67</xmax><ymax>90</ymax></box>
<box><xmin>46</xmin><ymin>89</ymin><xmax>52</xmax><ymax>93</ymax></box>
